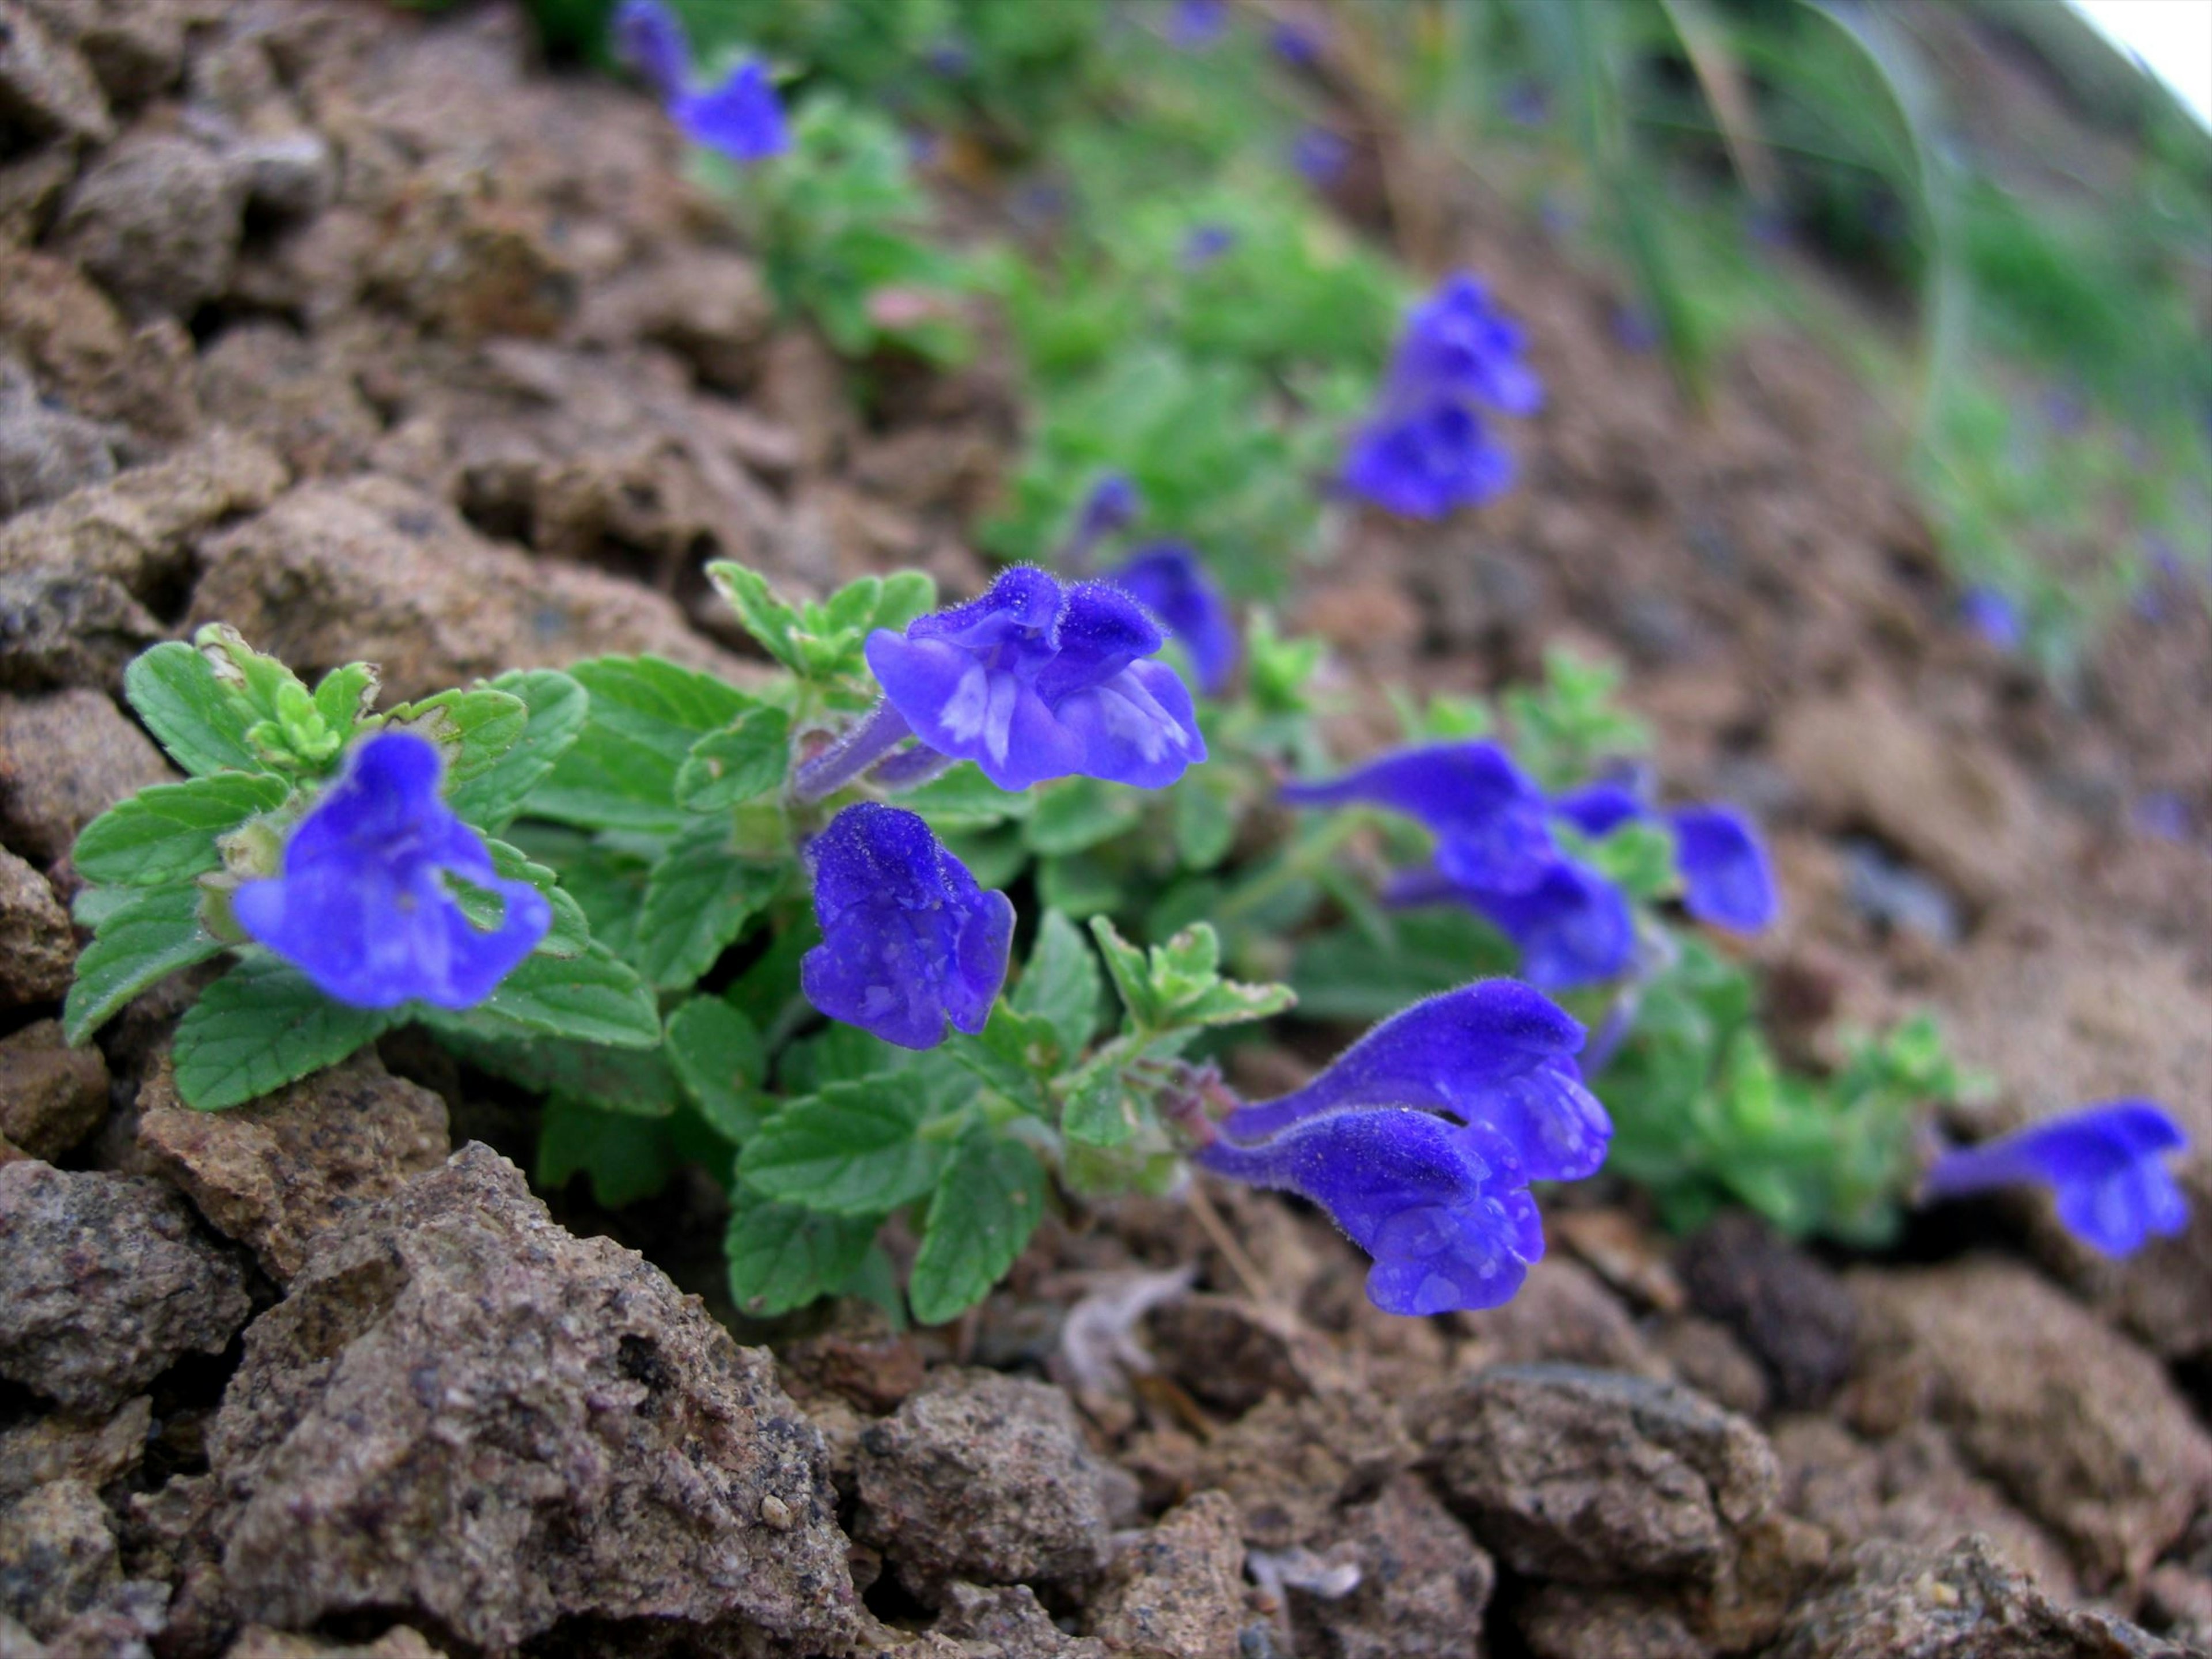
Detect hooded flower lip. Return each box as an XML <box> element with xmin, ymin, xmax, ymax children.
<box><xmin>865</xmin><ymin>566</ymin><xmax>1207</xmax><ymax>793</ymax></box>
<box><xmin>1340</xmin><ymin>399</ymin><xmax>1514</xmax><ymax>520</ymax></box>
<box><xmin>1667</xmin><ymin>804</ymin><xmax>1779</xmax><ymax>933</ymax></box>
<box><xmin>232</xmin><ymin>731</ymin><xmax>550</xmax><ymax>1011</ymax></box>
<box><xmin>799</xmin><ymin>803</ymin><xmax>1014</xmax><ymax>1051</ymax></box>
<box><xmin>612</xmin><ymin>0</ymin><xmax>788</xmax><ymax>163</ymax></box>
<box><xmin>1926</xmin><ymin>1101</ymin><xmax>2190</xmax><ymax>1259</ymax></box>
<box><xmin>1466</xmin><ymin>858</ymin><xmax>1638</xmax><ymax>992</ymax></box>
<box><xmin>1282</xmin><ymin>741</ymin><xmax>1556</xmax><ymax>895</ymax></box>
<box><xmin>1200</xmin><ymin>1107</ymin><xmax>1546</xmax><ymax>1315</ymax></box>
<box><xmin>1107</xmin><ymin>544</ymin><xmax>1238</xmax><ymax>697</ymax></box>
<box><xmin>1220</xmin><ymin>980</ymin><xmax>1611</xmax><ymax>1181</ymax></box>
<box><xmin>1393</xmin><ymin>275</ymin><xmax>1544</xmax><ymax>416</ymax></box>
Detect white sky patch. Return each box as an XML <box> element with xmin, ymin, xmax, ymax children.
<box><xmin>2070</xmin><ymin>0</ymin><xmax>2212</xmax><ymax>130</ymax></box>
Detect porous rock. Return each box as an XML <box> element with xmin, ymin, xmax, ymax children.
<box><xmin>1292</xmin><ymin>1474</ymin><xmax>1492</xmax><ymax>1659</ymax></box>
<box><xmin>0</xmin><ymin>251</ymin><xmax>202</xmax><ymax>441</ymax></box>
<box><xmin>1766</xmin><ymin>1537</ymin><xmax>2186</xmax><ymax>1659</ymax></box>
<box><xmin>54</xmin><ymin>134</ymin><xmax>244</xmax><ymax>322</ymax></box>
<box><xmin>1198</xmin><ymin>1389</ymin><xmax>1416</xmax><ymax>1554</ymax></box>
<box><xmin>1423</xmin><ymin>1364</ymin><xmax>1778</xmax><ymax>1586</ymax></box>
<box><xmin>0</xmin><ymin>688</ymin><xmax>171</xmax><ymax>864</ymax></box>
<box><xmin>223</xmin><ymin>1628</ymin><xmax>447</xmax><ymax>1659</ymax></box>
<box><xmin>855</xmin><ymin>1366</ymin><xmax>1113</xmax><ymax>1601</ymax></box>
<box><xmin>187</xmin><ymin>477</ymin><xmax>747</xmax><ymax>702</ymax></box>
<box><xmin>1088</xmin><ymin>1491</ymin><xmax>1245</xmax><ymax>1659</ymax></box>
<box><xmin>1845</xmin><ymin>1259</ymin><xmax>2212</xmax><ymax>1588</ymax></box>
<box><xmin>1517</xmin><ymin>1586</ymin><xmax>1709</xmax><ymax>1659</ymax></box>
<box><xmin>0</xmin><ymin>0</ymin><xmax>112</xmax><ymax>145</ymax></box>
<box><xmin>933</xmin><ymin>1582</ymin><xmax>1107</xmax><ymax>1658</ymax></box>
<box><xmin>1457</xmin><ymin>1256</ymin><xmax>1666</xmax><ymax>1380</ymax></box>
<box><xmin>0</xmin><ymin>1479</ymin><xmax>116</xmax><ymax>1637</ymax></box>
<box><xmin>199</xmin><ymin>1143</ymin><xmax>855</xmax><ymax>1654</ymax></box>
<box><xmin>0</xmin><ymin>1161</ymin><xmax>248</xmax><ymax>1411</ymax></box>
<box><xmin>134</xmin><ymin>1049</ymin><xmax>449</xmax><ymax>1283</ymax></box>
<box><xmin>0</xmin><ymin>1020</ymin><xmax>108</xmax><ymax>1159</ymax></box>
<box><xmin>0</xmin><ymin>850</ymin><xmax>73</xmax><ymax>1002</ymax></box>
<box><xmin>1678</xmin><ymin>1211</ymin><xmax>1857</xmax><ymax>1408</ymax></box>
<box><xmin>18</xmin><ymin>0</ymin><xmax>194</xmax><ymax>105</ymax></box>
<box><xmin>0</xmin><ymin>1397</ymin><xmax>147</xmax><ymax>1503</ymax></box>
<box><xmin>0</xmin><ymin>569</ymin><xmax>160</xmax><ymax>693</ymax></box>
<box><xmin>0</xmin><ymin>359</ymin><xmax>122</xmax><ymax>517</ymax></box>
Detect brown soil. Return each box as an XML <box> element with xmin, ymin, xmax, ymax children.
<box><xmin>0</xmin><ymin>3</ymin><xmax>2207</xmax><ymax>1657</ymax></box>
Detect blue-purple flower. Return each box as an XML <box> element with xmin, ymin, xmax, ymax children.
<box><xmin>1464</xmin><ymin>859</ymin><xmax>1638</xmax><ymax>991</ymax></box>
<box><xmin>1169</xmin><ymin>0</ymin><xmax>1230</xmax><ymax>49</ymax></box>
<box><xmin>1271</xmin><ymin>18</ymin><xmax>1325</xmax><ymax>66</ymax></box>
<box><xmin>1925</xmin><ymin>1101</ymin><xmax>2189</xmax><ymax>1258</ymax></box>
<box><xmin>1218</xmin><ymin>980</ymin><xmax>1611</xmax><ymax>1180</ymax></box>
<box><xmin>612</xmin><ymin>0</ymin><xmax>788</xmax><ymax>164</ymax></box>
<box><xmin>865</xmin><ymin>566</ymin><xmax>1207</xmax><ymax>793</ymax></box>
<box><xmin>1107</xmin><ymin>544</ymin><xmax>1238</xmax><ymax>696</ymax></box>
<box><xmin>1282</xmin><ymin>741</ymin><xmax>1556</xmax><ymax>895</ymax></box>
<box><xmin>1181</xmin><ymin>224</ymin><xmax>1238</xmax><ymax>269</ymax></box>
<box><xmin>1341</xmin><ymin>274</ymin><xmax>1539</xmax><ymax>519</ymax></box>
<box><xmin>1668</xmin><ymin>805</ymin><xmax>1780</xmax><ymax>933</ymax></box>
<box><xmin>1201</xmin><ymin>1108</ymin><xmax>1545</xmax><ymax>1315</ymax></box>
<box><xmin>233</xmin><ymin>732</ymin><xmax>550</xmax><ymax>1011</ymax></box>
<box><xmin>800</xmin><ymin>803</ymin><xmax>1014</xmax><ymax>1050</ymax></box>
<box><xmin>1063</xmin><ymin>474</ymin><xmax>1142</xmax><ymax>570</ymax></box>
<box><xmin>1290</xmin><ymin>126</ymin><xmax>1351</xmax><ymax>184</ymax></box>
<box><xmin>1200</xmin><ymin>980</ymin><xmax>1609</xmax><ymax>1314</ymax></box>
<box><xmin>1959</xmin><ymin>586</ymin><xmax>2022</xmax><ymax>652</ymax></box>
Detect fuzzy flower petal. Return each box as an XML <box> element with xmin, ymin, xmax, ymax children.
<box><xmin>1282</xmin><ymin>741</ymin><xmax>1556</xmax><ymax>895</ymax></box>
<box><xmin>1341</xmin><ymin>399</ymin><xmax>1514</xmax><ymax>518</ymax></box>
<box><xmin>1926</xmin><ymin>1101</ymin><xmax>2189</xmax><ymax>1258</ymax></box>
<box><xmin>1108</xmin><ymin>544</ymin><xmax>1239</xmax><ymax>696</ymax></box>
<box><xmin>1221</xmin><ymin>980</ymin><xmax>1610</xmax><ymax>1181</ymax></box>
<box><xmin>1393</xmin><ymin>274</ymin><xmax>1544</xmax><ymax>415</ymax></box>
<box><xmin>1200</xmin><ymin>1108</ymin><xmax>1546</xmax><ymax>1315</ymax></box>
<box><xmin>1669</xmin><ymin>804</ymin><xmax>1779</xmax><ymax>933</ymax></box>
<box><xmin>232</xmin><ymin>731</ymin><xmax>550</xmax><ymax>1011</ymax></box>
<box><xmin>1468</xmin><ymin>859</ymin><xmax>1637</xmax><ymax>991</ymax></box>
<box><xmin>611</xmin><ymin>0</ymin><xmax>690</xmax><ymax>100</ymax></box>
<box><xmin>865</xmin><ymin>567</ymin><xmax>1206</xmax><ymax>792</ymax></box>
<box><xmin>672</xmin><ymin>58</ymin><xmax>789</xmax><ymax>162</ymax></box>
<box><xmin>799</xmin><ymin>804</ymin><xmax>1014</xmax><ymax>1050</ymax></box>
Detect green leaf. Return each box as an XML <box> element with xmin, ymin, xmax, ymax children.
<box><xmin>1037</xmin><ymin>853</ymin><xmax>1123</xmax><ymax>918</ymax></box>
<box><xmin>62</xmin><ymin>884</ymin><xmax>226</xmax><ymax>1045</ymax></box>
<box><xmin>447</xmin><ymin>670</ymin><xmax>588</xmax><ymax>831</ymax></box>
<box><xmin>743</xmin><ymin>1070</ymin><xmax>951</xmax><ymax>1212</ymax></box>
<box><xmin>310</xmin><ymin>662</ymin><xmax>381</xmax><ymax>738</ymax></box>
<box><xmin>665</xmin><ymin>997</ymin><xmax>771</xmax><ymax>1142</ymax></box>
<box><xmin>1061</xmin><ymin>1065</ymin><xmax>1136</xmax><ymax>1148</ymax></box>
<box><xmin>528</xmin><ymin>656</ymin><xmax>756</xmax><ymax>832</ymax></box>
<box><xmin>73</xmin><ymin>773</ymin><xmax>290</xmax><ymax>886</ymax></box>
<box><xmin>380</xmin><ymin>688</ymin><xmax>528</xmax><ymax>786</ymax></box>
<box><xmin>506</xmin><ymin>825</ymin><xmax>653</xmax><ymax>961</ymax></box>
<box><xmin>1024</xmin><ymin>778</ymin><xmax>1143</xmax><ymax>857</ymax></box>
<box><xmin>818</xmin><ymin>575</ymin><xmax>883</xmax><ymax>638</ymax></box>
<box><xmin>706</xmin><ymin>563</ymin><xmax>805</xmax><ymax>672</ymax></box>
<box><xmin>871</xmin><ymin>570</ymin><xmax>937</xmax><ymax>634</ymax></box>
<box><xmin>1012</xmin><ymin>910</ymin><xmax>1104</xmax><ymax>1056</ymax></box>
<box><xmin>1172</xmin><ymin>781</ymin><xmax>1238</xmax><ymax>872</ymax></box>
<box><xmin>725</xmin><ymin>1195</ymin><xmax>880</xmax><ymax>1319</ymax></box>
<box><xmin>429</xmin><ymin>1024</ymin><xmax>679</xmax><ymax>1116</ymax></box>
<box><xmin>634</xmin><ymin>819</ymin><xmax>790</xmax><ymax>990</ymax></box>
<box><xmin>469</xmin><ymin>944</ymin><xmax>662</xmax><ymax>1048</ymax></box>
<box><xmin>171</xmin><ymin>957</ymin><xmax>397</xmax><ymax>1109</ymax></box>
<box><xmin>738</xmin><ymin>1074</ymin><xmax>944</xmax><ymax>1217</ymax></box>
<box><xmin>899</xmin><ymin>764</ymin><xmax>1034</xmax><ymax>829</ymax></box>
<box><xmin>945</xmin><ymin>1004</ymin><xmax>1056</xmax><ymax>1113</ymax></box>
<box><xmin>908</xmin><ymin>1130</ymin><xmax>1046</xmax><ymax>1325</ymax></box>
<box><xmin>675</xmin><ymin>707</ymin><xmax>792</xmax><ymax>812</ymax></box>
<box><xmin>122</xmin><ymin>642</ymin><xmax>266</xmax><ymax>778</ymax></box>
<box><xmin>1292</xmin><ymin>908</ymin><xmax>1519</xmax><ymax>1022</ymax></box>
<box><xmin>536</xmin><ymin>1096</ymin><xmax>682</xmax><ymax>1207</ymax></box>
<box><xmin>1587</xmin><ymin>820</ymin><xmax>1680</xmax><ymax>902</ymax></box>
<box><xmin>1089</xmin><ymin>915</ymin><xmax>1157</xmax><ymax>1029</ymax></box>
<box><xmin>473</xmin><ymin>839</ymin><xmax>590</xmax><ymax>959</ymax></box>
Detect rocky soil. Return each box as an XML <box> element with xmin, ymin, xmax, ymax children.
<box><xmin>0</xmin><ymin>2</ymin><xmax>2209</xmax><ymax>1656</ymax></box>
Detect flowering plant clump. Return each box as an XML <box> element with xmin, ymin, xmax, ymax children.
<box><xmin>1925</xmin><ymin>1101</ymin><xmax>2190</xmax><ymax>1257</ymax></box>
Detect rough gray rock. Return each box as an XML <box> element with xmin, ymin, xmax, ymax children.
<box><xmin>0</xmin><ymin>0</ymin><xmax>112</xmax><ymax>145</ymax></box>
<box><xmin>1517</xmin><ymin>1586</ymin><xmax>1710</xmax><ymax>1659</ymax></box>
<box><xmin>1293</xmin><ymin>1474</ymin><xmax>1493</xmax><ymax>1659</ymax></box>
<box><xmin>1424</xmin><ymin>1365</ymin><xmax>1778</xmax><ymax>1586</ymax></box>
<box><xmin>855</xmin><ymin>1366</ymin><xmax>1113</xmax><ymax>1601</ymax></box>
<box><xmin>134</xmin><ymin>1050</ymin><xmax>448</xmax><ymax>1283</ymax></box>
<box><xmin>933</xmin><ymin>1583</ymin><xmax>1107</xmax><ymax>1658</ymax></box>
<box><xmin>0</xmin><ymin>1021</ymin><xmax>108</xmax><ymax>1160</ymax></box>
<box><xmin>54</xmin><ymin>134</ymin><xmax>244</xmax><ymax>322</ymax></box>
<box><xmin>223</xmin><ymin>1628</ymin><xmax>448</xmax><ymax>1659</ymax></box>
<box><xmin>1197</xmin><ymin>1389</ymin><xmax>1417</xmax><ymax>1555</ymax></box>
<box><xmin>1846</xmin><ymin>1259</ymin><xmax>2212</xmax><ymax>1588</ymax></box>
<box><xmin>0</xmin><ymin>1399</ymin><xmax>147</xmax><ymax>1504</ymax></box>
<box><xmin>1678</xmin><ymin>1211</ymin><xmax>1857</xmax><ymax>1409</ymax></box>
<box><xmin>1088</xmin><ymin>1491</ymin><xmax>1245</xmax><ymax>1659</ymax></box>
<box><xmin>18</xmin><ymin>0</ymin><xmax>195</xmax><ymax>105</ymax></box>
<box><xmin>0</xmin><ymin>249</ymin><xmax>204</xmax><ymax>442</ymax></box>
<box><xmin>0</xmin><ymin>359</ymin><xmax>123</xmax><ymax>517</ymax></box>
<box><xmin>1766</xmin><ymin>1537</ymin><xmax>2186</xmax><ymax>1659</ymax></box>
<box><xmin>0</xmin><ymin>689</ymin><xmax>172</xmax><ymax>865</ymax></box>
<box><xmin>0</xmin><ymin>850</ymin><xmax>73</xmax><ymax>1003</ymax></box>
<box><xmin>198</xmin><ymin>1143</ymin><xmax>856</xmax><ymax>1655</ymax></box>
<box><xmin>0</xmin><ymin>1480</ymin><xmax>117</xmax><ymax>1638</ymax></box>
<box><xmin>0</xmin><ymin>569</ymin><xmax>161</xmax><ymax>694</ymax></box>
<box><xmin>0</xmin><ymin>1161</ymin><xmax>248</xmax><ymax>1411</ymax></box>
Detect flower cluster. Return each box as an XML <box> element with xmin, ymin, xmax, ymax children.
<box><xmin>800</xmin><ymin>804</ymin><xmax>1014</xmax><ymax>1051</ymax></box>
<box><xmin>234</xmin><ymin>732</ymin><xmax>550</xmax><ymax>1010</ymax></box>
<box><xmin>613</xmin><ymin>0</ymin><xmax>789</xmax><ymax>164</ymax></box>
<box><xmin>1200</xmin><ymin>982</ymin><xmax>1609</xmax><ymax>1313</ymax></box>
<box><xmin>1342</xmin><ymin>275</ymin><xmax>1540</xmax><ymax>519</ymax></box>
<box><xmin>1925</xmin><ymin>1101</ymin><xmax>2189</xmax><ymax>1258</ymax></box>
<box><xmin>1286</xmin><ymin>741</ymin><xmax>1777</xmax><ymax>990</ymax></box>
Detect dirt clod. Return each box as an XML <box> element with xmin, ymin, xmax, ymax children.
<box><xmin>0</xmin><ymin>853</ymin><xmax>74</xmax><ymax>1004</ymax></box>
<box><xmin>1678</xmin><ymin>1211</ymin><xmax>1857</xmax><ymax>1409</ymax></box>
<box><xmin>0</xmin><ymin>689</ymin><xmax>171</xmax><ymax>865</ymax></box>
<box><xmin>0</xmin><ymin>1021</ymin><xmax>107</xmax><ymax>1160</ymax></box>
<box><xmin>1089</xmin><ymin>1490</ymin><xmax>1247</xmax><ymax>1659</ymax></box>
